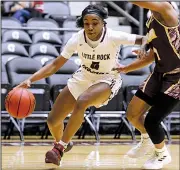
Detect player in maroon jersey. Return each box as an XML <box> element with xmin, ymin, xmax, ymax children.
<box><xmin>114</xmin><ymin>2</ymin><xmax>180</xmax><ymax>169</ymax></box>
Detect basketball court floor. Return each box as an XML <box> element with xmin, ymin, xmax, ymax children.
<box><xmin>2</xmin><ymin>137</ymin><xmax>179</xmax><ymax>170</ymax></box>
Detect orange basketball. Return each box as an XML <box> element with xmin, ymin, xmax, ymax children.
<box><xmin>5</xmin><ymin>88</ymin><xmax>36</xmax><ymax>119</ymax></box>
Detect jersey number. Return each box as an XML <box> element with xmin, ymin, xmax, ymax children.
<box><xmin>90</xmin><ymin>61</ymin><xmax>100</xmax><ymax>70</ymax></box>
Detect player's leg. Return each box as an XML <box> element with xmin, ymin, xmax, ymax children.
<box><xmin>126</xmin><ymin>72</ymin><xmax>159</xmax><ymax>133</ymax></box>
<box><xmin>61</xmin><ymin>82</ymin><xmax>111</xmax><ymax>143</ymax></box>
<box><xmin>126</xmin><ymin>72</ymin><xmax>160</xmax><ymax>158</ymax></box>
<box><xmin>45</xmin><ymin>82</ymin><xmax>112</xmax><ymax>166</ymax></box>
<box><xmin>126</xmin><ymin>92</ymin><xmax>153</xmax><ymax>158</ymax></box>
<box><xmin>45</xmin><ymin>86</ymin><xmax>76</xmax><ymax>165</ymax></box>
<box><xmin>126</xmin><ymin>94</ymin><xmax>150</xmax><ymax>133</ymax></box>
<box><xmin>47</xmin><ymin>86</ymin><xmax>76</xmax><ymax>142</ymax></box>
<box><xmin>143</xmin><ymin>93</ymin><xmax>179</xmax><ymax>169</ymax></box>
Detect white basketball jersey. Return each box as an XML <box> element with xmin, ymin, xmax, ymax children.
<box><xmin>61</xmin><ymin>27</ymin><xmax>136</xmax><ymax>76</ymax></box>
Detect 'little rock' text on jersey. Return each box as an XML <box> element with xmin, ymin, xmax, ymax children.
<box><xmin>82</xmin><ymin>52</ymin><xmax>111</xmax><ymax>60</ymax></box>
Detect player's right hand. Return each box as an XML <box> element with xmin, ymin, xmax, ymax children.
<box><xmin>14</xmin><ymin>79</ymin><xmax>31</xmax><ymax>89</ymax></box>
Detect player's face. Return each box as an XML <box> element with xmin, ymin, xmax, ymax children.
<box><xmin>83</xmin><ymin>14</ymin><xmax>104</xmax><ymax>41</ymax></box>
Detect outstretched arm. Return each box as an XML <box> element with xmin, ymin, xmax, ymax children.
<box><xmin>129</xmin><ymin>2</ymin><xmax>171</xmax><ymax>13</ymax></box>
<box><xmin>15</xmin><ymin>33</ymin><xmax>78</xmax><ymax>88</ymax></box>
<box><xmin>15</xmin><ymin>56</ymin><xmax>68</xmax><ymax>88</ymax></box>
<box><xmin>129</xmin><ymin>2</ymin><xmax>178</xmax><ymax>26</ymax></box>
<box><xmin>113</xmin><ymin>48</ymin><xmax>155</xmax><ymax>73</ymax></box>
<box><xmin>112</xmin><ymin>30</ymin><xmax>147</xmax><ymax>46</ymax></box>
<box><xmin>28</xmin><ymin>56</ymin><xmax>68</xmax><ymax>83</ymax></box>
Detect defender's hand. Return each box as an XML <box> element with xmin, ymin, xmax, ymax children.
<box><xmin>133</xmin><ymin>48</ymin><xmax>148</xmax><ymax>59</ymax></box>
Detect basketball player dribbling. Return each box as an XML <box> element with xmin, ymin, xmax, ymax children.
<box><xmin>16</xmin><ymin>5</ymin><xmax>146</xmax><ymax>166</ymax></box>
<box><xmin>114</xmin><ymin>2</ymin><xmax>180</xmax><ymax>169</ymax></box>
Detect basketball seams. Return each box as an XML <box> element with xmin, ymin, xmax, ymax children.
<box><xmin>5</xmin><ymin>88</ymin><xmax>36</xmax><ymax>119</ymax></box>
<box><xmin>25</xmin><ymin>89</ymin><xmax>32</xmax><ymax>117</ymax></box>
<box><xmin>16</xmin><ymin>88</ymin><xmax>24</xmax><ymax>118</ymax></box>
<box><xmin>30</xmin><ymin>91</ymin><xmax>36</xmax><ymax>114</ymax></box>
<box><xmin>31</xmin><ymin>94</ymin><xmax>36</xmax><ymax>113</ymax></box>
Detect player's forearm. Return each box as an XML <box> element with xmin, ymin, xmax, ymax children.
<box><xmin>129</xmin><ymin>1</ymin><xmax>169</xmax><ymax>13</ymax></box>
<box><xmin>124</xmin><ymin>53</ymin><xmax>154</xmax><ymax>73</ymax></box>
<box><xmin>129</xmin><ymin>1</ymin><xmax>149</xmax><ymax>6</ymax></box>
<box><xmin>28</xmin><ymin>64</ymin><xmax>57</xmax><ymax>83</ymax></box>
<box><xmin>129</xmin><ymin>1</ymin><xmax>156</xmax><ymax>9</ymax></box>
<box><xmin>29</xmin><ymin>56</ymin><xmax>68</xmax><ymax>83</ymax></box>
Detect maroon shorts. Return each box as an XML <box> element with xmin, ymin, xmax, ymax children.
<box><xmin>135</xmin><ymin>70</ymin><xmax>180</xmax><ymax>105</ymax></box>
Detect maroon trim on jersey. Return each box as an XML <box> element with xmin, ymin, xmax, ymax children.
<box><xmin>84</xmin><ymin>31</ymin><xmax>87</xmax><ymax>43</ymax></box>
<box><xmin>83</xmin><ymin>26</ymin><xmax>107</xmax><ymax>43</ymax></box>
<box><xmin>147</xmin><ymin>17</ymin><xmax>180</xmax><ymax>72</ymax></box>
<box><xmin>100</xmin><ymin>26</ymin><xmax>107</xmax><ymax>42</ymax></box>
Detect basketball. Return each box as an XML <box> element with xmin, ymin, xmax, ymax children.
<box><xmin>5</xmin><ymin>88</ymin><xmax>36</xmax><ymax>119</ymax></box>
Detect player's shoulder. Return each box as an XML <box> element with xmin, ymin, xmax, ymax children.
<box><xmin>106</xmin><ymin>27</ymin><xmax>128</xmax><ymax>39</ymax></box>
<box><xmin>105</xmin><ymin>27</ymin><xmax>116</xmax><ymax>39</ymax></box>
<box><xmin>76</xmin><ymin>29</ymin><xmax>84</xmax><ymax>37</ymax></box>
<box><xmin>106</xmin><ymin>27</ymin><xmax>114</xmax><ymax>35</ymax></box>
<box><xmin>67</xmin><ymin>29</ymin><xmax>84</xmax><ymax>43</ymax></box>
<box><xmin>70</xmin><ymin>29</ymin><xmax>84</xmax><ymax>40</ymax></box>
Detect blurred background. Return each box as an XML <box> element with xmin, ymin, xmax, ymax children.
<box><xmin>1</xmin><ymin>1</ymin><xmax>180</xmax><ymax>142</ymax></box>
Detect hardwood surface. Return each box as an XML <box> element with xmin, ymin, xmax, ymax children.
<box><xmin>2</xmin><ymin>142</ymin><xmax>179</xmax><ymax>170</ymax></box>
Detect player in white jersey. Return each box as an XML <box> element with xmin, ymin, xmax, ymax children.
<box><xmin>16</xmin><ymin>4</ymin><xmax>145</xmax><ymax>166</ymax></box>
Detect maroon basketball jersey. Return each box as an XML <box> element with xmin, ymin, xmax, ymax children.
<box><xmin>146</xmin><ymin>15</ymin><xmax>180</xmax><ymax>73</ymax></box>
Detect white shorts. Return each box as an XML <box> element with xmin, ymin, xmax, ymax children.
<box><xmin>67</xmin><ymin>68</ymin><xmax>122</xmax><ymax>107</ymax></box>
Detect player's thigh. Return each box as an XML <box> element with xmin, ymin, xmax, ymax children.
<box><xmin>77</xmin><ymin>82</ymin><xmax>111</xmax><ymax>107</ymax></box>
<box><xmin>126</xmin><ymin>95</ymin><xmax>151</xmax><ymax>120</ymax></box>
<box><xmin>48</xmin><ymin>86</ymin><xmax>76</xmax><ymax>122</ymax></box>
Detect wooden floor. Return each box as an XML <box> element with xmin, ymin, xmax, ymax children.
<box><xmin>2</xmin><ymin>140</ymin><xmax>179</xmax><ymax>170</ymax></box>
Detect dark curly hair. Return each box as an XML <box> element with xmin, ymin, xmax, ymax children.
<box><xmin>76</xmin><ymin>4</ymin><xmax>108</xmax><ymax>28</ymax></box>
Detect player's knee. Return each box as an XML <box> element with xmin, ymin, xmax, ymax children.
<box><xmin>126</xmin><ymin>111</ymin><xmax>133</xmax><ymax>122</ymax></box>
<box><xmin>126</xmin><ymin>106</ymin><xmax>138</xmax><ymax>123</ymax></box>
<box><xmin>76</xmin><ymin>95</ymin><xmax>90</xmax><ymax>110</ymax></box>
<box><xmin>144</xmin><ymin>115</ymin><xmax>151</xmax><ymax>131</ymax></box>
<box><xmin>47</xmin><ymin>115</ymin><xmax>54</xmax><ymax>128</ymax></box>
<box><xmin>144</xmin><ymin>106</ymin><xmax>165</xmax><ymax>130</ymax></box>
<box><xmin>144</xmin><ymin>112</ymin><xmax>158</xmax><ymax>131</ymax></box>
